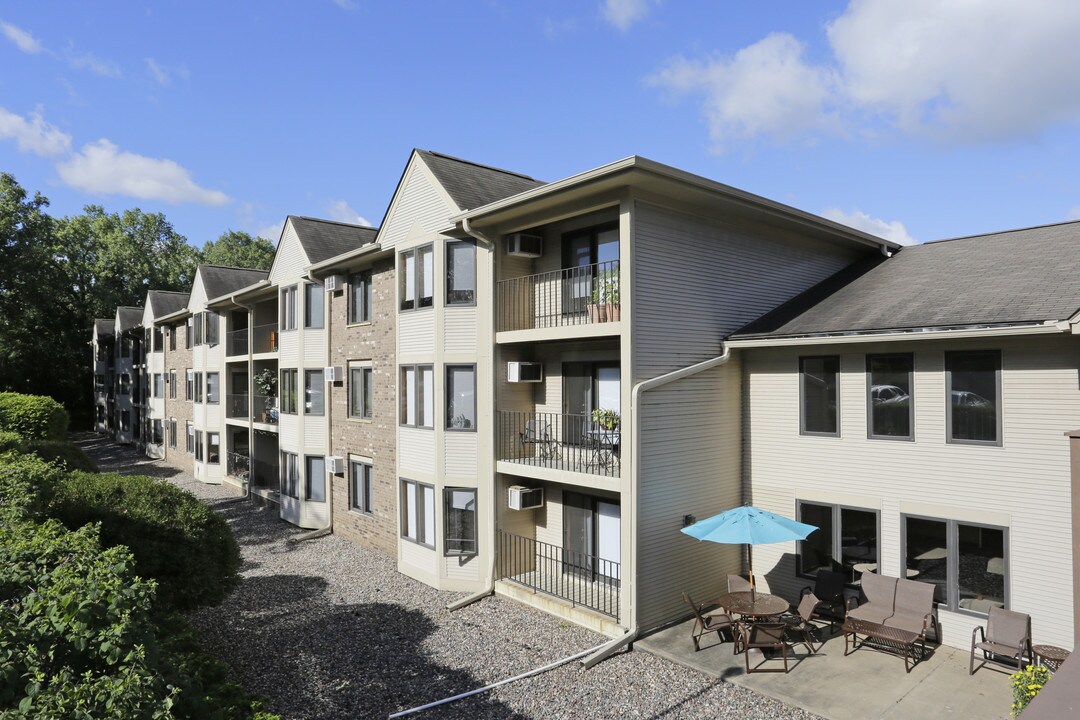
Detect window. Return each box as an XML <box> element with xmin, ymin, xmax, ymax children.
<box><xmin>399</xmin><ymin>245</ymin><xmax>433</xmax><ymax>311</ymax></box>
<box><xmin>168</xmin><ymin>418</ymin><xmax>177</xmax><ymax>448</ymax></box>
<box><xmin>207</xmin><ymin>432</ymin><xmax>220</xmax><ymax>464</ymax></box>
<box><xmin>349</xmin><ymin>365</ymin><xmax>373</xmax><ymax>419</ymax></box>
<box><xmin>304</xmin><ymin>369</ymin><xmax>324</xmax><ymax>415</ymax></box>
<box><xmin>280</xmin><ymin>369</ymin><xmax>298</xmax><ymax>414</ymax></box>
<box><xmin>349</xmin><ymin>270</ymin><xmax>372</xmax><ymax>323</ymax></box>
<box><xmin>867</xmin><ymin>353</ymin><xmax>913</xmax><ymax>440</ymax></box>
<box><xmin>904</xmin><ymin>515</ymin><xmax>1007</xmax><ymax>614</ymax></box>
<box><xmin>193</xmin><ymin>313</ymin><xmax>203</xmax><ymax>346</ymax></box>
<box><xmin>946</xmin><ymin>350</ymin><xmax>1001</xmax><ymax>445</ymax></box>
<box><xmin>205</xmin><ymin>312</ymin><xmax>219</xmax><ymax>345</ymax></box>
<box><xmin>121</xmin><ymin>338</ymin><xmax>130</xmax><ymax>358</ymax></box>
<box><xmin>306</xmin><ymin>456</ymin><xmax>325</xmax><ymax>501</ymax></box>
<box><xmin>185</xmin><ymin>319</ymin><xmax>193</xmax><ymax>349</ymax></box>
<box><xmin>121</xmin><ymin>410</ymin><xmax>130</xmax><ymax>432</ymax></box>
<box><xmin>350</xmin><ymin>460</ymin><xmax>373</xmax><ymax>513</ymax></box>
<box><xmin>169</xmin><ymin>326</ymin><xmax>176</xmax><ymax>351</ymax></box>
<box><xmin>800</xmin><ymin>356</ymin><xmax>840</xmax><ymax>436</ymax></box>
<box><xmin>444</xmin><ymin>487</ymin><xmax>477</xmax><ymax>556</ymax></box>
<box><xmin>206</xmin><ymin>372</ymin><xmax>220</xmax><ymax>404</ymax></box>
<box><xmin>797</xmin><ymin>501</ymin><xmax>879</xmax><ymax>583</ymax></box>
<box><xmin>153</xmin><ymin>373</ymin><xmax>164</xmax><ymax>398</ymax></box>
<box><xmin>195</xmin><ymin>430</ymin><xmax>204</xmax><ymax>462</ymax></box>
<box><xmin>399</xmin><ymin>365</ymin><xmax>433</xmax><ymax>428</ymax></box>
<box><xmin>120</xmin><ymin>374</ymin><xmax>130</xmax><ymax>396</ymax></box>
<box><xmin>304</xmin><ymin>282</ymin><xmax>324</xmax><ymax>328</ymax></box>
<box><xmin>446</xmin><ymin>241</ymin><xmax>475</xmax><ymax>305</ymax></box>
<box><xmin>169</xmin><ymin>370</ymin><xmax>177</xmax><ymax>399</ymax></box>
<box><xmin>194</xmin><ymin>372</ymin><xmax>204</xmax><ymax>403</ymax></box>
<box><xmin>152</xmin><ymin>419</ymin><xmax>164</xmax><ymax>445</ymax></box>
<box><xmin>280</xmin><ymin>451</ymin><xmax>299</xmax><ymax>498</ymax></box>
<box><xmin>281</xmin><ymin>285</ymin><xmax>298</xmax><ymax>331</ymax></box>
<box><xmin>401</xmin><ymin>479</ymin><xmax>435</xmax><ymax>548</ymax></box>
<box><xmin>186</xmin><ymin>422</ymin><xmax>194</xmax><ymax>453</ymax></box>
<box><xmin>446</xmin><ymin>365</ymin><xmax>476</xmax><ymax>430</ymax></box>
<box><xmin>185</xmin><ymin>370</ymin><xmax>193</xmax><ymax>400</ymax></box>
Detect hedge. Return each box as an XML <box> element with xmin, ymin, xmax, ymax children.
<box><xmin>0</xmin><ymin>431</ymin><xmax>98</xmax><ymax>473</ymax></box>
<box><xmin>49</xmin><ymin>471</ymin><xmax>241</xmax><ymax>612</ymax></box>
<box><xmin>0</xmin><ymin>392</ymin><xmax>68</xmax><ymax>441</ymax></box>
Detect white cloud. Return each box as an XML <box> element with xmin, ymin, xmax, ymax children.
<box><xmin>256</xmin><ymin>220</ymin><xmax>285</xmax><ymax>244</ymax></box>
<box><xmin>602</xmin><ymin>0</ymin><xmax>653</xmax><ymax>31</ymax></box>
<box><xmin>0</xmin><ymin>106</ymin><xmax>71</xmax><ymax>156</ymax></box>
<box><xmin>1</xmin><ymin>21</ymin><xmax>43</xmax><ymax>53</ymax></box>
<box><xmin>822</xmin><ymin>208</ymin><xmax>917</xmax><ymax>245</ymax></box>
<box><xmin>57</xmin><ymin>139</ymin><xmax>231</xmax><ymax>206</ymax></box>
<box><xmin>68</xmin><ymin>50</ymin><xmax>122</xmax><ymax>78</ymax></box>
<box><xmin>647</xmin><ymin>33</ymin><xmax>838</xmax><ymax>152</ymax></box>
<box><xmin>326</xmin><ymin>199</ymin><xmax>373</xmax><ymax>227</ymax></box>
<box><xmin>145</xmin><ymin>58</ymin><xmax>170</xmax><ymax>86</ymax></box>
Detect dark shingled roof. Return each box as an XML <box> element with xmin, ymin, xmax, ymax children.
<box><xmin>199</xmin><ymin>265</ymin><xmax>269</xmax><ymax>301</ymax></box>
<box><xmin>94</xmin><ymin>318</ymin><xmax>114</xmax><ymax>337</ymax></box>
<box><xmin>417</xmin><ymin>150</ymin><xmax>545</xmax><ymax>212</ymax></box>
<box><xmin>289</xmin><ymin>216</ymin><xmax>378</xmax><ymax>265</ymax></box>
<box><xmin>116</xmin><ymin>307</ymin><xmax>143</xmax><ymax>332</ymax></box>
<box><xmin>733</xmin><ymin>221</ymin><xmax>1080</xmax><ymax>339</ymax></box>
<box><xmin>147</xmin><ymin>290</ymin><xmax>189</xmax><ymax>318</ymax></box>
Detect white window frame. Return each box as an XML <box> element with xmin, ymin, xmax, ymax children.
<box><xmin>281</xmin><ymin>285</ymin><xmax>298</xmax><ymax>331</ymax></box>
<box><xmin>400</xmin><ymin>478</ymin><xmax>435</xmax><ymax>549</ymax></box>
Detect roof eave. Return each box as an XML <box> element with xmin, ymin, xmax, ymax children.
<box><xmin>726</xmin><ymin>322</ymin><xmax>1066</xmax><ymax>348</ymax></box>
<box><xmin>306</xmin><ymin>242</ymin><xmax>388</xmax><ymax>276</ymax></box>
<box><xmin>206</xmin><ymin>279</ymin><xmax>274</xmax><ymax>309</ymax></box>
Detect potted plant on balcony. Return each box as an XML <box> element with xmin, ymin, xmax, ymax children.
<box><xmin>591</xmin><ymin>408</ymin><xmax>620</xmax><ymax>432</ymax></box>
<box><xmin>590</xmin><ymin>271</ymin><xmax>620</xmax><ymax>322</ymax></box>
<box><xmin>254</xmin><ymin>368</ymin><xmax>277</xmax><ymax>423</ymax></box>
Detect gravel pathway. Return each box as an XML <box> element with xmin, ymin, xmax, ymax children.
<box><xmin>76</xmin><ymin>434</ymin><xmax>821</xmax><ymax>720</ymax></box>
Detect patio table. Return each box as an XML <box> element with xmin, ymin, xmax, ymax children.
<box><xmin>1033</xmin><ymin>644</ymin><xmax>1070</xmax><ymax>672</ymax></box>
<box><xmin>714</xmin><ymin>591</ymin><xmax>789</xmax><ymax>619</ymax></box>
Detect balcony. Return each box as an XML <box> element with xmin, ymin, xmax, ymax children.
<box><xmin>497</xmin><ymin>411</ymin><xmax>620</xmax><ymax>478</ymax></box>
<box><xmin>497</xmin><ymin>260</ymin><xmax>620</xmax><ymax>334</ymax></box>
<box><xmin>498</xmin><ymin>530</ymin><xmax>620</xmax><ymax>620</ymax></box>
<box><xmin>226</xmin><ymin>393</ymin><xmax>249</xmax><ymax>419</ymax></box>
<box><xmin>226</xmin><ymin>328</ymin><xmax>248</xmax><ymax>357</ymax></box>
<box><xmin>226</xmin><ymin>452</ymin><xmax>249</xmax><ymax>482</ymax></box>
<box><xmin>252</xmin><ymin>395</ymin><xmax>278</xmax><ymax>424</ymax></box>
<box><xmin>253</xmin><ymin>323</ymin><xmax>278</xmax><ymax>354</ymax></box>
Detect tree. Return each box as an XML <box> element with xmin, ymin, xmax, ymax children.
<box><xmin>200</xmin><ymin>230</ymin><xmax>276</xmax><ymax>271</ymax></box>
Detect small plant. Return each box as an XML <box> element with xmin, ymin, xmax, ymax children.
<box><xmin>1011</xmin><ymin>664</ymin><xmax>1051</xmax><ymax>717</ymax></box>
<box><xmin>591</xmin><ymin>271</ymin><xmax>620</xmax><ymax>305</ymax></box>
<box><xmin>254</xmin><ymin>368</ymin><xmax>277</xmax><ymax>398</ymax></box>
<box><xmin>450</xmin><ymin>414</ymin><xmax>472</xmax><ymax>429</ymax></box>
<box><xmin>591</xmin><ymin>408</ymin><xmax>620</xmax><ymax>431</ymax></box>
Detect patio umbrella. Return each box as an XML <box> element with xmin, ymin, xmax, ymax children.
<box><xmin>680</xmin><ymin>505</ymin><xmax>818</xmax><ymax>597</ymax></box>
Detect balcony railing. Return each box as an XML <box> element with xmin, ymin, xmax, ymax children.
<box><xmin>497</xmin><ymin>260</ymin><xmax>620</xmax><ymax>332</ymax></box>
<box><xmin>226</xmin><ymin>393</ymin><xmax>249</xmax><ymax>419</ymax></box>
<box><xmin>253</xmin><ymin>323</ymin><xmax>278</xmax><ymax>353</ymax></box>
<box><xmin>498</xmin><ymin>530</ymin><xmax>620</xmax><ymax>620</ymax></box>
<box><xmin>226</xmin><ymin>452</ymin><xmax>250</xmax><ymax>482</ymax></box>
<box><xmin>497</xmin><ymin>410</ymin><xmax>620</xmax><ymax>478</ymax></box>
<box><xmin>252</xmin><ymin>395</ymin><xmax>278</xmax><ymax>424</ymax></box>
<box><xmin>227</xmin><ymin>328</ymin><xmax>248</xmax><ymax>357</ymax></box>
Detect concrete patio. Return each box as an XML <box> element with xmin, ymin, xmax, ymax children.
<box><xmin>638</xmin><ymin>616</ymin><xmax>1015</xmax><ymax>719</ymax></box>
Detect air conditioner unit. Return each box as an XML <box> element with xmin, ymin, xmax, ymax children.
<box><xmin>324</xmin><ymin>365</ymin><xmax>344</xmax><ymax>382</ymax></box>
<box><xmin>508</xmin><ymin>485</ymin><xmax>544</xmax><ymax>511</ymax></box>
<box><xmin>505</xmin><ymin>232</ymin><xmax>543</xmax><ymax>258</ymax></box>
<box><xmin>324</xmin><ymin>274</ymin><xmax>344</xmax><ymax>292</ymax></box>
<box><xmin>507</xmin><ymin>361</ymin><xmax>543</xmax><ymax>383</ymax></box>
<box><xmin>327</xmin><ymin>456</ymin><xmax>345</xmax><ymax>474</ymax></box>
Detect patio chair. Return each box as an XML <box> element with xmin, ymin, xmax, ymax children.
<box><xmin>969</xmin><ymin>607</ymin><xmax>1032</xmax><ymax>675</ymax></box>
<box><xmin>741</xmin><ymin>622</ymin><xmax>790</xmax><ymax>673</ymax></box>
<box><xmin>682</xmin><ymin>592</ymin><xmax>740</xmax><ymax>652</ymax></box>
<box><xmin>784</xmin><ymin>592</ymin><xmax>822</xmax><ymax>654</ymax></box>
<box><xmin>728</xmin><ymin>574</ymin><xmax>753</xmax><ymax>593</ymax></box>
<box><xmin>801</xmin><ymin>569</ymin><xmax>847</xmax><ymax>630</ymax></box>
<box><xmin>519</xmin><ymin>420</ymin><xmax>555</xmax><ymax>460</ymax></box>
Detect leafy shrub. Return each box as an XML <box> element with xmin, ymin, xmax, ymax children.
<box><xmin>0</xmin><ymin>451</ymin><xmax>65</xmax><ymax>521</ymax></box>
<box><xmin>1011</xmin><ymin>664</ymin><xmax>1051</xmax><ymax>717</ymax></box>
<box><xmin>49</xmin><ymin>471</ymin><xmax>240</xmax><ymax>612</ymax></box>
<box><xmin>0</xmin><ymin>431</ymin><xmax>98</xmax><ymax>472</ymax></box>
<box><xmin>0</xmin><ymin>392</ymin><xmax>69</xmax><ymax>441</ymax></box>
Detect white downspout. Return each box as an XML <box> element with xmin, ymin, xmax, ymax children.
<box><xmin>581</xmin><ymin>343</ymin><xmax>732</xmax><ymax>669</ymax></box>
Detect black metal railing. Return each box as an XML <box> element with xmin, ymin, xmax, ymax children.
<box><xmin>226</xmin><ymin>451</ymin><xmax>250</xmax><ymax>482</ymax></box>
<box><xmin>226</xmin><ymin>393</ymin><xmax>249</xmax><ymax>419</ymax></box>
<box><xmin>498</xmin><ymin>530</ymin><xmax>620</xmax><ymax>620</ymax></box>
<box><xmin>253</xmin><ymin>323</ymin><xmax>278</xmax><ymax>353</ymax></box>
<box><xmin>497</xmin><ymin>410</ymin><xmax>620</xmax><ymax>478</ymax></box>
<box><xmin>226</xmin><ymin>328</ymin><xmax>248</xmax><ymax>356</ymax></box>
<box><xmin>496</xmin><ymin>260</ymin><xmax>620</xmax><ymax>332</ymax></box>
<box><xmin>252</xmin><ymin>394</ymin><xmax>278</xmax><ymax>424</ymax></box>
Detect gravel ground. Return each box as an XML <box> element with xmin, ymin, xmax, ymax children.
<box><xmin>76</xmin><ymin>434</ymin><xmax>821</xmax><ymax>720</ymax></box>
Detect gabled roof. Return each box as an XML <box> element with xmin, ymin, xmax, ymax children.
<box><xmin>417</xmin><ymin>150</ymin><xmax>544</xmax><ymax>212</ymax></box>
<box><xmin>198</xmin><ymin>265</ymin><xmax>269</xmax><ymax>301</ymax></box>
<box><xmin>116</xmin><ymin>307</ymin><xmax>143</xmax><ymax>332</ymax></box>
<box><xmin>731</xmin><ymin>220</ymin><xmax>1080</xmax><ymax>340</ymax></box>
<box><xmin>288</xmin><ymin>216</ymin><xmax>378</xmax><ymax>265</ymax></box>
<box><xmin>146</xmin><ymin>290</ymin><xmax>190</xmax><ymax>318</ymax></box>
<box><xmin>94</xmin><ymin>318</ymin><xmax>114</xmax><ymax>338</ymax></box>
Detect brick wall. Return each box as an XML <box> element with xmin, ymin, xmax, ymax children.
<box><xmin>329</xmin><ymin>257</ymin><xmax>397</xmax><ymax>556</ymax></box>
<box><xmin>163</xmin><ymin>321</ymin><xmax>194</xmax><ymax>476</ymax></box>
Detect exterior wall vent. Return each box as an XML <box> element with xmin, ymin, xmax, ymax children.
<box><xmin>505</xmin><ymin>233</ymin><xmax>543</xmax><ymax>258</ymax></box>
<box><xmin>508</xmin><ymin>485</ymin><xmax>544</xmax><ymax>510</ymax></box>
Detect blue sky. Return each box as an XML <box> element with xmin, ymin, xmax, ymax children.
<box><xmin>3</xmin><ymin>1</ymin><xmax>1080</xmax><ymax>248</ymax></box>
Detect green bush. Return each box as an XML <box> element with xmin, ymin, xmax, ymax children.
<box><xmin>49</xmin><ymin>471</ymin><xmax>240</xmax><ymax>612</ymax></box>
<box><xmin>0</xmin><ymin>451</ymin><xmax>65</xmax><ymax>522</ymax></box>
<box><xmin>0</xmin><ymin>431</ymin><xmax>98</xmax><ymax>473</ymax></box>
<box><xmin>0</xmin><ymin>392</ymin><xmax>69</xmax><ymax>441</ymax></box>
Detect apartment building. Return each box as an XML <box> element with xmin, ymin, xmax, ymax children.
<box><xmin>112</xmin><ymin>306</ymin><xmax>144</xmax><ymax>445</ymax></box>
<box><xmin>91</xmin><ymin>319</ymin><xmax>115</xmax><ymax>434</ymax></box>
<box><xmin>139</xmin><ymin>291</ymin><xmax>189</xmax><ymax>459</ymax></box>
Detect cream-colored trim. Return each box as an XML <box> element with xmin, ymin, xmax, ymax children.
<box><xmin>899</xmin><ymin>500</ymin><xmax>1011</xmax><ymax>527</ymax></box>
<box><xmin>493</xmin><ymin>461</ymin><xmax>621</xmax><ymax>493</ymax></box>
<box><xmin>495</xmin><ymin>323</ymin><xmax>621</xmax><ymax>345</ymax></box>
<box><xmin>728</xmin><ymin>323</ymin><xmax>1064</xmax><ymax>348</ymax></box>
<box><xmin>795</xmin><ymin>489</ymin><xmax>883</xmax><ymax>510</ymax></box>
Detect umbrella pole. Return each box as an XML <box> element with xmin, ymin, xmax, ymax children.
<box><xmin>748</xmin><ymin>545</ymin><xmax>755</xmax><ymax>602</ymax></box>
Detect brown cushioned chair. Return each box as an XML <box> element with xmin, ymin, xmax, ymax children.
<box><xmin>683</xmin><ymin>592</ymin><xmax>740</xmax><ymax>652</ymax></box>
<box><xmin>969</xmin><ymin>607</ymin><xmax>1032</xmax><ymax>675</ymax></box>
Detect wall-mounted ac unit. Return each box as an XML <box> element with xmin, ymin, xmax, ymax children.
<box><xmin>327</xmin><ymin>456</ymin><xmax>345</xmax><ymax>474</ymax></box>
<box><xmin>324</xmin><ymin>365</ymin><xmax>344</xmax><ymax>382</ymax></box>
<box><xmin>505</xmin><ymin>232</ymin><xmax>543</xmax><ymax>258</ymax></box>
<box><xmin>324</xmin><ymin>274</ymin><xmax>344</xmax><ymax>292</ymax></box>
<box><xmin>508</xmin><ymin>485</ymin><xmax>544</xmax><ymax>510</ymax></box>
<box><xmin>507</xmin><ymin>361</ymin><xmax>543</xmax><ymax>383</ymax></box>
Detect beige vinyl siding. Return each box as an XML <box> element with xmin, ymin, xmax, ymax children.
<box><xmin>304</xmin><ymin>417</ymin><xmax>327</xmax><ymax>450</ymax></box>
<box><xmin>380</xmin><ymin>163</ymin><xmax>460</xmax><ymax>250</ymax></box>
<box><xmin>631</xmin><ymin>201</ymin><xmax>862</xmax><ymax>381</ymax></box>
<box><xmin>444</xmin><ymin>432</ymin><xmax>478</xmax><ymax>477</ymax></box>
<box><xmin>399</xmin><ymin>311</ymin><xmax>435</xmax><ymax>355</ymax></box>
<box><xmin>744</xmin><ymin>335</ymin><xmax>1079</xmax><ymax>649</ymax></box>
<box><xmin>269</xmin><ymin>221</ymin><xmax>309</xmax><ymax>285</ymax></box>
<box><xmin>636</xmin><ymin>359</ymin><xmax>744</xmax><ymax>630</ymax></box>
<box><xmin>279</xmin><ymin>327</ymin><xmax>299</xmax><ymax>358</ymax></box>
<box><xmin>303</xmin><ymin>328</ymin><xmax>327</xmax><ymax>366</ymax></box>
<box><xmin>401</xmin><ymin>540</ymin><xmax>437</xmax><ymax>577</ymax></box>
<box><xmin>498</xmin><ymin>474</ymin><xmax>539</xmax><ymax>539</ymax></box>
<box><xmin>443</xmin><ymin>309</ymin><xmax>476</xmax><ymax>354</ymax></box>
<box><xmin>535</xmin><ymin>485</ymin><xmax>564</xmax><ymax>549</ymax></box>
<box><xmin>278</xmin><ymin>413</ymin><xmax>300</xmax><ymax>451</ymax></box>
<box><xmin>444</xmin><ymin>555</ymin><xmax>480</xmax><ymax>582</ymax></box>
<box><xmin>399</xmin><ymin>427</ymin><xmax>436</xmax><ymax>476</ymax></box>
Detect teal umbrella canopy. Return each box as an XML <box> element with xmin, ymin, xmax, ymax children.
<box><xmin>681</xmin><ymin>505</ymin><xmax>817</xmax><ymax>545</ymax></box>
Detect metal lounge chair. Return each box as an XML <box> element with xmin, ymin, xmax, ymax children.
<box><xmin>784</xmin><ymin>592</ymin><xmax>822</xmax><ymax>654</ymax></box>
<box><xmin>519</xmin><ymin>419</ymin><xmax>555</xmax><ymax>461</ymax></box>
<box><xmin>728</xmin><ymin>574</ymin><xmax>753</xmax><ymax>593</ymax></box>
<box><xmin>969</xmin><ymin>606</ymin><xmax>1032</xmax><ymax>675</ymax></box>
<box><xmin>682</xmin><ymin>592</ymin><xmax>740</xmax><ymax>652</ymax></box>
<box><xmin>800</xmin><ymin>569</ymin><xmax>847</xmax><ymax>630</ymax></box>
<box><xmin>742</xmin><ymin>621</ymin><xmax>790</xmax><ymax>673</ymax></box>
